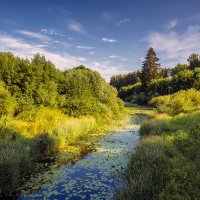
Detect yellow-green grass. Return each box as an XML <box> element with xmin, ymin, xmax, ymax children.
<box><xmin>0</xmin><ymin>106</ymin><xmax>125</xmax><ymax>197</ymax></box>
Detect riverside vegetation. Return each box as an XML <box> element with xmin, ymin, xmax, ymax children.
<box><xmin>113</xmin><ymin>48</ymin><xmax>200</xmax><ymax>199</ymax></box>
<box><xmin>0</xmin><ymin>52</ymin><xmax>123</xmax><ymax>197</ymax></box>
<box><xmin>1</xmin><ymin>47</ymin><xmax>200</xmax><ymax>199</ymax></box>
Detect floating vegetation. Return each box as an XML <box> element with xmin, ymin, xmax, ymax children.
<box><xmin>19</xmin><ymin>115</ymin><xmax>146</xmax><ymax>200</ymax></box>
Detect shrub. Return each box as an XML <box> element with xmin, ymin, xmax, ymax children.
<box><xmin>0</xmin><ymin>82</ymin><xmax>16</xmax><ymax>117</ymax></box>
<box><xmin>149</xmin><ymin>89</ymin><xmax>200</xmax><ymax>115</ymax></box>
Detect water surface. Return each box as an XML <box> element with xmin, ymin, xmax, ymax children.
<box><xmin>19</xmin><ymin>115</ymin><xmax>144</xmax><ymax>200</ymax></box>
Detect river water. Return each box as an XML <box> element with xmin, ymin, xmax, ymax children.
<box><xmin>19</xmin><ymin>114</ymin><xmax>145</xmax><ymax>200</ymax></box>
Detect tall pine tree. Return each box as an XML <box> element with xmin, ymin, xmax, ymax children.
<box><xmin>141</xmin><ymin>47</ymin><xmax>160</xmax><ymax>89</ymax></box>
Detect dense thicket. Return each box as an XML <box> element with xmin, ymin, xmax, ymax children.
<box><xmin>0</xmin><ymin>52</ymin><xmax>122</xmax><ymax>119</ymax></box>
<box><xmin>110</xmin><ymin>71</ymin><xmax>140</xmax><ymax>90</ymax></box>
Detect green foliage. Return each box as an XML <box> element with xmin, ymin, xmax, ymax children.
<box><xmin>119</xmin><ymin>136</ymin><xmax>172</xmax><ymax>200</ymax></box>
<box><xmin>0</xmin><ymin>82</ymin><xmax>16</xmax><ymax>117</ymax></box>
<box><xmin>171</xmin><ymin>63</ymin><xmax>188</xmax><ymax>76</ymax></box>
<box><xmin>149</xmin><ymin>89</ymin><xmax>200</xmax><ymax>115</ymax></box>
<box><xmin>63</xmin><ymin>66</ymin><xmax>123</xmax><ymax>119</ymax></box>
<box><xmin>121</xmin><ymin>110</ymin><xmax>200</xmax><ymax>199</ymax></box>
<box><xmin>118</xmin><ymin>82</ymin><xmax>141</xmax><ymax>100</ymax></box>
<box><xmin>141</xmin><ymin>47</ymin><xmax>160</xmax><ymax>89</ymax></box>
<box><xmin>187</xmin><ymin>53</ymin><xmax>200</xmax><ymax>70</ymax></box>
<box><xmin>0</xmin><ymin>52</ymin><xmax>123</xmax><ymax>196</ymax></box>
<box><xmin>110</xmin><ymin>71</ymin><xmax>140</xmax><ymax>90</ymax></box>
<box><xmin>148</xmin><ymin>78</ymin><xmax>173</xmax><ymax>96</ymax></box>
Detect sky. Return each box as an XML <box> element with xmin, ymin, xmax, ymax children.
<box><xmin>0</xmin><ymin>0</ymin><xmax>200</xmax><ymax>81</ymax></box>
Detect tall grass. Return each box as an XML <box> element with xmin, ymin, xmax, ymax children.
<box><xmin>119</xmin><ymin>109</ymin><xmax>200</xmax><ymax>199</ymax></box>
<box><xmin>0</xmin><ymin>107</ymin><xmax>97</xmax><ymax>196</ymax></box>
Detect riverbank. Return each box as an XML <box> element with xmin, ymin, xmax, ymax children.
<box><xmin>18</xmin><ymin>105</ymin><xmax>151</xmax><ymax>199</ymax></box>
<box><xmin>118</xmin><ymin>109</ymin><xmax>200</xmax><ymax>199</ymax></box>
<box><xmin>0</xmin><ymin>107</ymin><xmax>125</xmax><ymax>199</ymax></box>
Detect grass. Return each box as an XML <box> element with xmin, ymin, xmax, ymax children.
<box><xmin>119</xmin><ymin>105</ymin><xmax>200</xmax><ymax>199</ymax></box>
<box><xmin>0</xmin><ymin>106</ymin><xmax>124</xmax><ymax>197</ymax></box>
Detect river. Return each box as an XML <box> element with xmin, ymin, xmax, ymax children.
<box><xmin>19</xmin><ymin>113</ymin><xmax>146</xmax><ymax>200</ymax></box>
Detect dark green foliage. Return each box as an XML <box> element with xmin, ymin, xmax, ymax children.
<box><xmin>159</xmin><ymin>68</ymin><xmax>171</xmax><ymax>78</ymax></box>
<box><xmin>110</xmin><ymin>71</ymin><xmax>140</xmax><ymax>90</ymax></box>
<box><xmin>62</xmin><ymin>66</ymin><xmax>123</xmax><ymax>119</ymax></box>
<box><xmin>118</xmin><ymin>82</ymin><xmax>141</xmax><ymax>100</ymax></box>
<box><xmin>187</xmin><ymin>53</ymin><xmax>200</xmax><ymax>70</ymax></box>
<box><xmin>171</xmin><ymin>63</ymin><xmax>188</xmax><ymax>76</ymax></box>
<box><xmin>0</xmin><ymin>52</ymin><xmax>121</xmax><ymax>120</ymax></box>
<box><xmin>141</xmin><ymin>47</ymin><xmax>160</xmax><ymax>89</ymax></box>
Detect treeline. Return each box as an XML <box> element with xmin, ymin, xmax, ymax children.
<box><xmin>0</xmin><ymin>52</ymin><xmax>123</xmax><ymax>197</ymax></box>
<box><xmin>110</xmin><ymin>48</ymin><xmax>200</xmax><ymax>104</ymax></box>
<box><xmin>0</xmin><ymin>52</ymin><xmax>122</xmax><ymax>119</ymax></box>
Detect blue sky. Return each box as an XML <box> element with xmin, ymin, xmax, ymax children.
<box><xmin>0</xmin><ymin>0</ymin><xmax>200</xmax><ymax>80</ymax></box>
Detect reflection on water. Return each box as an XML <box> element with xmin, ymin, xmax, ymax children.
<box><xmin>19</xmin><ymin>116</ymin><xmax>144</xmax><ymax>200</ymax></box>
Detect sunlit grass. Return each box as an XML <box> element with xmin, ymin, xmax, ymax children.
<box><xmin>119</xmin><ymin>108</ymin><xmax>200</xmax><ymax>199</ymax></box>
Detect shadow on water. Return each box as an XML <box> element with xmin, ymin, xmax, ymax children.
<box><xmin>19</xmin><ymin>115</ymin><xmax>146</xmax><ymax>200</ymax></box>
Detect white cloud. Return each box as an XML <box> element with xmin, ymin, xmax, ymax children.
<box><xmin>109</xmin><ymin>55</ymin><xmax>119</xmax><ymax>58</ymax></box>
<box><xmin>102</xmin><ymin>37</ymin><xmax>118</xmax><ymax>43</ymax></box>
<box><xmin>165</xmin><ymin>19</ymin><xmax>178</xmax><ymax>30</ymax></box>
<box><xmin>41</xmin><ymin>28</ymin><xmax>61</xmax><ymax>36</ymax></box>
<box><xmin>145</xmin><ymin>25</ymin><xmax>200</xmax><ymax>67</ymax></box>
<box><xmin>0</xmin><ymin>33</ymin><xmax>127</xmax><ymax>81</ymax></box>
<box><xmin>117</xmin><ymin>18</ymin><xmax>130</xmax><ymax>25</ymax></box>
<box><xmin>89</xmin><ymin>51</ymin><xmax>95</xmax><ymax>55</ymax></box>
<box><xmin>17</xmin><ymin>30</ymin><xmax>52</xmax><ymax>41</ymax></box>
<box><xmin>76</xmin><ymin>45</ymin><xmax>94</xmax><ymax>50</ymax></box>
<box><xmin>67</xmin><ymin>20</ymin><xmax>85</xmax><ymax>33</ymax></box>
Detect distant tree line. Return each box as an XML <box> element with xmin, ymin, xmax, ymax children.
<box><xmin>110</xmin><ymin>48</ymin><xmax>200</xmax><ymax>104</ymax></box>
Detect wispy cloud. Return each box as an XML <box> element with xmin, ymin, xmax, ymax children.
<box><xmin>109</xmin><ymin>55</ymin><xmax>119</xmax><ymax>58</ymax></box>
<box><xmin>189</xmin><ymin>12</ymin><xmax>200</xmax><ymax>21</ymax></box>
<box><xmin>0</xmin><ymin>33</ymin><xmax>127</xmax><ymax>81</ymax></box>
<box><xmin>109</xmin><ymin>55</ymin><xmax>127</xmax><ymax>61</ymax></box>
<box><xmin>89</xmin><ymin>51</ymin><xmax>95</xmax><ymax>55</ymax></box>
<box><xmin>116</xmin><ymin>18</ymin><xmax>130</xmax><ymax>25</ymax></box>
<box><xmin>41</xmin><ymin>28</ymin><xmax>62</xmax><ymax>36</ymax></box>
<box><xmin>76</xmin><ymin>45</ymin><xmax>94</xmax><ymax>50</ymax></box>
<box><xmin>165</xmin><ymin>19</ymin><xmax>178</xmax><ymax>30</ymax></box>
<box><xmin>102</xmin><ymin>37</ymin><xmax>118</xmax><ymax>43</ymax></box>
<box><xmin>144</xmin><ymin>25</ymin><xmax>200</xmax><ymax>67</ymax></box>
<box><xmin>67</xmin><ymin>20</ymin><xmax>85</xmax><ymax>34</ymax></box>
<box><xmin>17</xmin><ymin>30</ymin><xmax>52</xmax><ymax>41</ymax></box>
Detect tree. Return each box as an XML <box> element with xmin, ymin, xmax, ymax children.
<box><xmin>187</xmin><ymin>53</ymin><xmax>200</xmax><ymax>70</ymax></box>
<box><xmin>141</xmin><ymin>47</ymin><xmax>160</xmax><ymax>89</ymax></box>
<box><xmin>171</xmin><ymin>64</ymin><xmax>188</xmax><ymax>76</ymax></box>
<box><xmin>159</xmin><ymin>68</ymin><xmax>171</xmax><ymax>78</ymax></box>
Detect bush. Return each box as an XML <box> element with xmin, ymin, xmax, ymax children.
<box><xmin>149</xmin><ymin>89</ymin><xmax>200</xmax><ymax>115</ymax></box>
<box><xmin>0</xmin><ymin>82</ymin><xmax>16</xmax><ymax>117</ymax></box>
